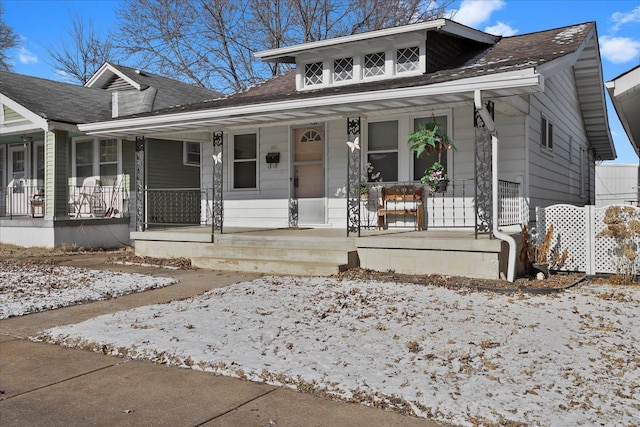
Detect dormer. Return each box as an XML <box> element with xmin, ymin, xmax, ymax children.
<box><xmin>256</xmin><ymin>19</ymin><xmax>499</xmax><ymax>92</ymax></box>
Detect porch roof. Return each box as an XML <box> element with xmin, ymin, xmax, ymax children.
<box><xmin>77</xmin><ymin>21</ymin><xmax>614</xmax><ymax>160</ymax></box>
<box><xmin>0</xmin><ymin>70</ymin><xmax>112</xmax><ymax>135</ymax></box>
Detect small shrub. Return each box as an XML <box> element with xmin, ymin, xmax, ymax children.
<box><xmin>597</xmin><ymin>206</ymin><xmax>640</xmax><ymax>285</ymax></box>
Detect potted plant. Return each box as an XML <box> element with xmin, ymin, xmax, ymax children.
<box><xmin>421</xmin><ymin>161</ymin><xmax>448</xmax><ymax>194</ymax></box>
<box><xmin>407</xmin><ymin>117</ymin><xmax>455</xmax><ymax>193</ymax></box>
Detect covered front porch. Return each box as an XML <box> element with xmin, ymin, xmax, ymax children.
<box><xmin>131</xmin><ymin>226</ymin><xmax>522</xmax><ymax>280</ymax></box>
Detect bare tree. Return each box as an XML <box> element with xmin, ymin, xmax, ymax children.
<box><xmin>114</xmin><ymin>0</ymin><xmax>455</xmax><ymax>92</ymax></box>
<box><xmin>0</xmin><ymin>3</ymin><xmax>18</xmax><ymax>71</ymax></box>
<box><xmin>47</xmin><ymin>13</ymin><xmax>120</xmax><ymax>84</ymax></box>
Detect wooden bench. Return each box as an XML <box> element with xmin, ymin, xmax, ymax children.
<box><xmin>377</xmin><ymin>185</ymin><xmax>424</xmax><ymax>230</ymax></box>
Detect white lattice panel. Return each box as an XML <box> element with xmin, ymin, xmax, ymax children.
<box><xmin>594</xmin><ymin>205</ymin><xmax>640</xmax><ymax>274</ymax></box>
<box><xmin>537</xmin><ymin>204</ymin><xmax>586</xmax><ymax>272</ymax></box>
<box><xmin>538</xmin><ymin>204</ymin><xmax>640</xmax><ymax>275</ymax></box>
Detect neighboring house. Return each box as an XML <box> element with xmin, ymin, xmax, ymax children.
<box><xmin>595</xmin><ymin>164</ymin><xmax>639</xmax><ymax>207</ymax></box>
<box><xmin>0</xmin><ymin>63</ymin><xmax>220</xmax><ymax>248</ymax></box>
<box><xmin>76</xmin><ymin>19</ymin><xmax>615</xmax><ymax>280</ymax></box>
<box><xmin>606</xmin><ymin>64</ymin><xmax>640</xmax><ymax>159</ymax></box>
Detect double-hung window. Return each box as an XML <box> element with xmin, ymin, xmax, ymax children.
<box><xmin>233</xmin><ymin>133</ymin><xmax>257</xmax><ymax>189</ymax></box>
<box><xmin>413</xmin><ymin>116</ymin><xmax>449</xmax><ymax>181</ymax></box>
<box><xmin>183</xmin><ymin>142</ymin><xmax>201</xmax><ymax>166</ymax></box>
<box><xmin>99</xmin><ymin>139</ymin><xmax>118</xmax><ymax>184</ymax></box>
<box><xmin>75</xmin><ymin>140</ymin><xmax>94</xmax><ymax>181</ymax></box>
<box><xmin>367</xmin><ymin>121</ymin><xmax>398</xmax><ymax>182</ymax></box>
<box><xmin>541</xmin><ymin>114</ymin><xmax>554</xmax><ymax>151</ymax></box>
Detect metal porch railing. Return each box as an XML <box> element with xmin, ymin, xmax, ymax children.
<box><xmin>144</xmin><ymin>188</ymin><xmax>212</xmax><ymax>228</ymax></box>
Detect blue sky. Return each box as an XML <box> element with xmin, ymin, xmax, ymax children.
<box><xmin>2</xmin><ymin>0</ymin><xmax>639</xmax><ymax>163</ymax></box>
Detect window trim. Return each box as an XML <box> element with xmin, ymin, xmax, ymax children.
<box><xmin>303</xmin><ymin>61</ymin><xmax>325</xmax><ymax>88</ymax></box>
<box><xmin>72</xmin><ymin>137</ymin><xmax>122</xmax><ymax>186</ymax></box>
<box><xmin>183</xmin><ymin>141</ymin><xmax>201</xmax><ymax>167</ymax></box>
<box><xmin>396</xmin><ymin>46</ymin><xmax>420</xmax><ymax>74</ymax></box>
<box><xmin>366</xmin><ymin>119</ymin><xmax>399</xmax><ymax>183</ymax></box>
<box><xmin>231</xmin><ymin>132</ymin><xmax>259</xmax><ymax>191</ymax></box>
<box><xmin>541</xmin><ymin>113</ymin><xmax>554</xmax><ymax>152</ymax></box>
<box><xmin>363</xmin><ymin>51</ymin><xmax>387</xmax><ymax>79</ymax></box>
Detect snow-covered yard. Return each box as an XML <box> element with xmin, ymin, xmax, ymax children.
<box><xmin>33</xmin><ymin>276</ymin><xmax>639</xmax><ymax>426</ymax></box>
<box><xmin>0</xmin><ymin>260</ymin><xmax>177</xmax><ymax>319</ymax></box>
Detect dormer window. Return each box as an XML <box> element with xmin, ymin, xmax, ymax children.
<box><xmin>396</xmin><ymin>46</ymin><xmax>419</xmax><ymax>73</ymax></box>
<box><xmin>363</xmin><ymin>52</ymin><xmax>386</xmax><ymax>78</ymax></box>
<box><xmin>333</xmin><ymin>57</ymin><xmax>353</xmax><ymax>82</ymax></box>
<box><xmin>305</xmin><ymin>62</ymin><xmax>324</xmax><ymax>86</ymax></box>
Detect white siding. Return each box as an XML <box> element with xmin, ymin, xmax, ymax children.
<box><xmin>529</xmin><ymin>67</ymin><xmax>590</xmax><ymax>215</ymax></box>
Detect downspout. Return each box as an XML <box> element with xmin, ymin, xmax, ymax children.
<box><xmin>474</xmin><ymin>90</ymin><xmax>516</xmax><ymax>282</ymax></box>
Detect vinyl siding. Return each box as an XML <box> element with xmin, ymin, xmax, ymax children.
<box><xmin>45</xmin><ymin>130</ymin><xmax>69</xmax><ymax>218</ymax></box>
<box><xmin>147</xmin><ymin>139</ymin><xmax>199</xmax><ymax>188</ymax></box>
<box><xmin>2</xmin><ymin>105</ymin><xmax>23</xmax><ymax>122</ymax></box>
<box><xmin>528</xmin><ymin>67</ymin><xmax>590</xmax><ymax>214</ymax></box>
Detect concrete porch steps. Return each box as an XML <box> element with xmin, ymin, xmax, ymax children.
<box><xmin>192</xmin><ymin>254</ymin><xmax>356</xmax><ymax>276</ymax></box>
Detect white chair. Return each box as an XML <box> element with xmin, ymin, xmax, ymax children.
<box><xmin>71</xmin><ymin>177</ymin><xmax>103</xmax><ymax>218</ymax></box>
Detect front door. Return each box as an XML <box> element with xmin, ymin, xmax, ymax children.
<box><xmin>8</xmin><ymin>145</ymin><xmax>28</xmax><ymax>215</ymax></box>
<box><xmin>293</xmin><ymin>126</ymin><xmax>325</xmax><ymax>224</ymax></box>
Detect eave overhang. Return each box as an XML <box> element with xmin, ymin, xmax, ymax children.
<box><xmin>78</xmin><ymin>68</ymin><xmax>542</xmax><ymax>140</ymax></box>
<box><xmin>0</xmin><ymin>93</ymin><xmax>49</xmax><ymax>136</ymax></box>
<box><xmin>256</xmin><ymin>19</ymin><xmax>499</xmax><ymax>63</ymax></box>
<box><xmin>606</xmin><ymin>65</ymin><xmax>640</xmax><ymax>158</ymax></box>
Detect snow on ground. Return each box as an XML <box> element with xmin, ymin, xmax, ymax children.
<box><xmin>35</xmin><ymin>276</ymin><xmax>639</xmax><ymax>426</ymax></box>
<box><xmin>0</xmin><ymin>261</ymin><xmax>177</xmax><ymax>319</ymax></box>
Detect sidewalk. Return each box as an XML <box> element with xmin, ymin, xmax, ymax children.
<box><xmin>0</xmin><ymin>255</ymin><xmax>445</xmax><ymax>427</ymax></box>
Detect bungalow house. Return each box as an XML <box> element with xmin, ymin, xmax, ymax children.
<box><xmin>77</xmin><ymin>19</ymin><xmax>615</xmax><ymax>280</ymax></box>
<box><xmin>0</xmin><ymin>63</ymin><xmax>220</xmax><ymax>248</ymax></box>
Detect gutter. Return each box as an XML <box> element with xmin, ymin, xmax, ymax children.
<box><xmin>474</xmin><ymin>89</ymin><xmax>516</xmax><ymax>282</ymax></box>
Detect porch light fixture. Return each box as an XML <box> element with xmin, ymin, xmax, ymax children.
<box><xmin>21</xmin><ymin>135</ymin><xmax>33</xmax><ymax>146</ymax></box>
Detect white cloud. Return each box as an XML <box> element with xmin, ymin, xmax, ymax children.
<box><xmin>450</xmin><ymin>0</ymin><xmax>506</xmax><ymax>27</ymax></box>
<box><xmin>599</xmin><ymin>35</ymin><xmax>640</xmax><ymax>64</ymax></box>
<box><xmin>611</xmin><ymin>5</ymin><xmax>640</xmax><ymax>32</ymax></box>
<box><xmin>484</xmin><ymin>21</ymin><xmax>517</xmax><ymax>36</ymax></box>
<box><xmin>17</xmin><ymin>47</ymin><xmax>38</xmax><ymax>64</ymax></box>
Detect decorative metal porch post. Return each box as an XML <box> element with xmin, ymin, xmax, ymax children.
<box><xmin>474</xmin><ymin>101</ymin><xmax>494</xmax><ymax>238</ymax></box>
<box><xmin>346</xmin><ymin>117</ymin><xmax>362</xmax><ymax>236</ymax></box>
<box><xmin>135</xmin><ymin>136</ymin><xmax>145</xmax><ymax>232</ymax></box>
<box><xmin>212</xmin><ymin>131</ymin><xmax>224</xmax><ymax>238</ymax></box>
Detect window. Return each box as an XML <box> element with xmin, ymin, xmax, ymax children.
<box><xmin>35</xmin><ymin>143</ymin><xmax>44</xmax><ymax>180</ymax></box>
<box><xmin>396</xmin><ymin>46</ymin><xmax>419</xmax><ymax>73</ymax></box>
<box><xmin>363</xmin><ymin>51</ymin><xmax>385</xmax><ymax>78</ymax></box>
<box><xmin>304</xmin><ymin>62</ymin><xmax>324</xmax><ymax>86</ymax></box>
<box><xmin>541</xmin><ymin>114</ymin><xmax>554</xmax><ymax>151</ymax></box>
<box><xmin>99</xmin><ymin>139</ymin><xmax>118</xmax><ymax>184</ymax></box>
<box><xmin>413</xmin><ymin>116</ymin><xmax>449</xmax><ymax>182</ymax></box>
<box><xmin>183</xmin><ymin>141</ymin><xmax>201</xmax><ymax>166</ymax></box>
<box><xmin>299</xmin><ymin>129</ymin><xmax>322</xmax><ymax>143</ymax></box>
<box><xmin>367</xmin><ymin>121</ymin><xmax>398</xmax><ymax>182</ymax></box>
<box><xmin>75</xmin><ymin>140</ymin><xmax>93</xmax><ymax>181</ymax></box>
<box><xmin>334</xmin><ymin>57</ymin><xmax>353</xmax><ymax>82</ymax></box>
<box><xmin>233</xmin><ymin>133</ymin><xmax>257</xmax><ymax>189</ymax></box>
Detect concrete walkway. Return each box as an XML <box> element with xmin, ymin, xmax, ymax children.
<box><xmin>0</xmin><ymin>255</ymin><xmax>447</xmax><ymax>427</ymax></box>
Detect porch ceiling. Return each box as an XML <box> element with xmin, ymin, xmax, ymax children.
<box><xmin>79</xmin><ymin>70</ymin><xmax>542</xmax><ymax>140</ymax></box>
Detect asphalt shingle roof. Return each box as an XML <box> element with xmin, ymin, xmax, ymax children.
<box><xmin>0</xmin><ymin>71</ymin><xmax>112</xmax><ymax>124</ymax></box>
<box><xmin>116</xmin><ymin>22</ymin><xmax>595</xmax><ymax>119</ymax></box>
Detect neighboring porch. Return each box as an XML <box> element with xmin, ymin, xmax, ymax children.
<box><xmin>131</xmin><ymin>226</ymin><xmax>522</xmax><ymax>280</ymax></box>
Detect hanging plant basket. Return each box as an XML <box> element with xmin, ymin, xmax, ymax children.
<box><xmin>407</xmin><ymin>119</ymin><xmax>455</xmax><ymax>158</ymax></box>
